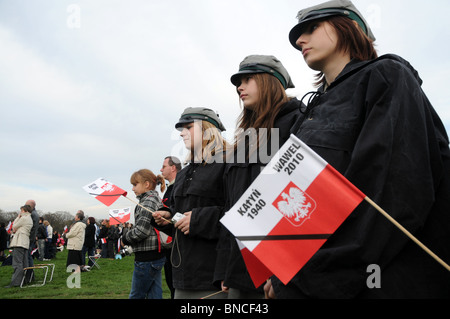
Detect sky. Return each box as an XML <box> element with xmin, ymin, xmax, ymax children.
<box><xmin>1</xmin><ymin>0</ymin><xmax>449</xmax><ymax>222</ymax></box>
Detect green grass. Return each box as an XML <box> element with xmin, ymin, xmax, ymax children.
<box><xmin>0</xmin><ymin>248</ymin><xmax>171</xmax><ymax>299</ymax></box>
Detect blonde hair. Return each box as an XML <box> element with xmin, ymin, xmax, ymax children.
<box><xmin>130</xmin><ymin>169</ymin><xmax>166</xmax><ymax>193</ymax></box>
<box><xmin>185</xmin><ymin>120</ymin><xmax>229</xmax><ymax>164</ymax></box>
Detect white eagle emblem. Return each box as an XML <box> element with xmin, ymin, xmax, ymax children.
<box><xmin>101</xmin><ymin>182</ymin><xmax>116</xmax><ymax>193</ymax></box>
<box><xmin>273</xmin><ymin>182</ymin><xmax>316</xmax><ymax>227</ymax></box>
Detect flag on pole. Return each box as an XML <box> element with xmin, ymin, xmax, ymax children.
<box><xmin>83</xmin><ymin>178</ymin><xmax>127</xmax><ymax>206</ymax></box>
<box><xmin>109</xmin><ymin>207</ymin><xmax>131</xmax><ymax>225</ymax></box>
<box><xmin>220</xmin><ymin>134</ymin><xmax>366</xmax><ymax>285</ymax></box>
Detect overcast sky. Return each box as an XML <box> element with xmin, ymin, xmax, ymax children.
<box><xmin>1</xmin><ymin>0</ymin><xmax>449</xmax><ymax>222</ymax></box>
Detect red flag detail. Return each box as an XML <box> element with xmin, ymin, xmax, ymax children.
<box><xmin>109</xmin><ymin>207</ymin><xmax>131</xmax><ymax>225</ymax></box>
<box><xmin>236</xmin><ymin>239</ymin><xmax>273</xmax><ymax>288</ymax></box>
<box><xmin>221</xmin><ymin>135</ymin><xmax>367</xmax><ymax>285</ymax></box>
<box><xmin>83</xmin><ymin>178</ymin><xmax>127</xmax><ymax>206</ymax></box>
<box><xmin>252</xmin><ymin>164</ymin><xmax>365</xmax><ymax>284</ymax></box>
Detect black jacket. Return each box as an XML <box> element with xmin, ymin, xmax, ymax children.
<box><xmin>168</xmin><ymin>161</ymin><xmax>226</xmax><ymax>291</ymax></box>
<box><xmin>272</xmin><ymin>54</ymin><xmax>450</xmax><ymax>298</ymax></box>
<box><xmin>84</xmin><ymin>223</ymin><xmax>96</xmax><ymax>248</ymax></box>
<box><xmin>36</xmin><ymin>223</ymin><xmax>47</xmax><ymax>240</ymax></box>
<box><xmin>217</xmin><ymin>98</ymin><xmax>303</xmax><ymax>293</ymax></box>
<box><xmin>162</xmin><ymin>183</ymin><xmax>174</xmax><ymax>210</ymax></box>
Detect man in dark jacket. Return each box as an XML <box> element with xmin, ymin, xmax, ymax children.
<box><xmin>159</xmin><ymin>155</ymin><xmax>182</xmax><ymax>299</ymax></box>
<box><xmin>82</xmin><ymin>217</ymin><xmax>96</xmax><ymax>267</ymax></box>
<box><xmin>36</xmin><ymin>217</ymin><xmax>47</xmax><ymax>261</ymax></box>
<box><xmin>25</xmin><ymin>199</ymin><xmax>39</xmax><ymax>281</ymax></box>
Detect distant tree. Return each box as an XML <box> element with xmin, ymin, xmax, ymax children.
<box><xmin>41</xmin><ymin>211</ymin><xmax>75</xmax><ymax>233</ymax></box>
<box><xmin>0</xmin><ymin>209</ymin><xmax>18</xmax><ymax>225</ymax></box>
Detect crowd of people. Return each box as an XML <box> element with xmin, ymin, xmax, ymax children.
<box><xmin>2</xmin><ymin>0</ymin><xmax>450</xmax><ymax>298</ymax></box>
<box><xmin>0</xmin><ymin>201</ymin><xmax>136</xmax><ymax>287</ymax></box>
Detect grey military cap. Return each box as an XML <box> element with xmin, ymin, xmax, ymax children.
<box><xmin>289</xmin><ymin>0</ymin><xmax>376</xmax><ymax>50</ymax></box>
<box><xmin>175</xmin><ymin>107</ymin><xmax>226</xmax><ymax>132</ymax></box>
<box><xmin>230</xmin><ymin>55</ymin><xmax>295</xmax><ymax>89</ymax></box>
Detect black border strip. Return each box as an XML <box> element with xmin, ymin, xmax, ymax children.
<box><xmin>236</xmin><ymin>234</ymin><xmax>331</xmax><ymax>241</ymax></box>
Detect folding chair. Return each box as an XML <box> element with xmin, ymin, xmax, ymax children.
<box><xmin>20</xmin><ymin>265</ymin><xmax>49</xmax><ymax>288</ymax></box>
<box><xmin>38</xmin><ymin>263</ymin><xmax>55</xmax><ymax>282</ymax></box>
<box><xmin>88</xmin><ymin>254</ymin><xmax>101</xmax><ymax>269</ymax></box>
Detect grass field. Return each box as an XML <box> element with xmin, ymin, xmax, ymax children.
<box><xmin>0</xmin><ymin>248</ymin><xmax>171</xmax><ymax>299</ymax></box>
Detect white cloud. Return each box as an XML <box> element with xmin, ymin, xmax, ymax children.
<box><xmin>0</xmin><ymin>0</ymin><xmax>449</xmax><ymax>221</ymax></box>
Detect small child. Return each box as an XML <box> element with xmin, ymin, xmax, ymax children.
<box><xmin>122</xmin><ymin>169</ymin><xmax>166</xmax><ymax>299</ymax></box>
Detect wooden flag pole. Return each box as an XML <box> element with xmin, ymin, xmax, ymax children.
<box><xmin>365</xmin><ymin>197</ymin><xmax>450</xmax><ymax>272</ymax></box>
<box><xmin>124</xmin><ymin>196</ymin><xmax>173</xmax><ymax>224</ymax></box>
<box><xmin>200</xmin><ymin>290</ymin><xmax>225</xmax><ymax>299</ymax></box>
<box><xmin>108</xmin><ymin>214</ymin><xmax>122</xmax><ymax>224</ymax></box>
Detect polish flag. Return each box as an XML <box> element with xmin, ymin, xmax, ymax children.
<box><xmin>236</xmin><ymin>239</ymin><xmax>273</xmax><ymax>288</ymax></box>
<box><xmin>6</xmin><ymin>221</ymin><xmax>13</xmax><ymax>234</ymax></box>
<box><xmin>221</xmin><ymin>134</ymin><xmax>366</xmax><ymax>285</ymax></box>
<box><xmin>109</xmin><ymin>207</ymin><xmax>131</xmax><ymax>225</ymax></box>
<box><xmin>83</xmin><ymin>178</ymin><xmax>127</xmax><ymax>206</ymax></box>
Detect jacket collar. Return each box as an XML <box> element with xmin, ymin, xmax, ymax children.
<box><xmin>137</xmin><ymin>190</ymin><xmax>155</xmax><ymax>200</ymax></box>
<box><xmin>325</xmin><ymin>54</ymin><xmax>423</xmax><ymax>92</ymax></box>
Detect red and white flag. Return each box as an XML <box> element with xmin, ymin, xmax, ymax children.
<box><xmin>221</xmin><ymin>134</ymin><xmax>366</xmax><ymax>285</ymax></box>
<box><xmin>83</xmin><ymin>178</ymin><xmax>127</xmax><ymax>206</ymax></box>
<box><xmin>236</xmin><ymin>239</ymin><xmax>272</xmax><ymax>288</ymax></box>
<box><xmin>6</xmin><ymin>221</ymin><xmax>13</xmax><ymax>234</ymax></box>
<box><xmin>109</xmin><ymin>207</ymin><xmax>131</xmax><ymax>225</ymax></box>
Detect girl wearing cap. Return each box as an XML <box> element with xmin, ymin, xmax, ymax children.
<box><xmin>215</xmin><ymin>55</ymin><xmax>302</xmax><ymax>299</ymax></box>
<box><xmin>154</xmin><ymin>107</ymin><xmax>229</xmax><ymax>299</ymax></box>
<box><xmin>265</xmin><ymin>0</ymin><xmax>450</xmax><ymax>298</ymax></box>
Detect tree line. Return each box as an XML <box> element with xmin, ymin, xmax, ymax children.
<box><xmin>0</xmin><ymin>209</ymin><xmax>76</xmax><ymax>233</ymax></box>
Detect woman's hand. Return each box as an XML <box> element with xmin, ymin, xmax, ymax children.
<box><xmin>264</xmin><ymin>279</ymin><xmax>276</xmax><ymax>299</ymax></box>
<box><xmin>221</xmin><ymin>281</ymin><xmax>229</xmax><ymax>293</ymax></box>
<box><xmin>153</xmin><ymin>210</ymin><xmax>171</xmax><ymax>226</ymax></box>
<box><xmin>174</xmin><ymin>211</ymin><xmax>191</xmax><ymax>235</ymax></box>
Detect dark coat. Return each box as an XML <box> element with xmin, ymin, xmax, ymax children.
<box><xmin>162</xmin><ymin>183</ymin><xmax>174</xmax><ymax>210</ymax></box>
<box><xmin>36</xmin><ymin>223</ymin><xmax>47</xmax><ymax>240</ymax></box>
<box><xmin>84</xmin><ymin>223</ymin><xmax>96</xmax><ymax>248</ymax></box>
<box><xmin>272</xmin><ymin>54</ymin><xmax>450</xmax><ymax>298</ymax></box>
<box><xmin>216</xmin><ymin>98</ymin><xmax>303</xmax><ymax>293</ymax></box>
<box><xmin>0</xmin><ymin>227</ymin><xmax>7</xmax><ymax>251</ymax></box>
<box><xmin>169</xmin><ymin>161</ymin><xmax>226</xmax><ymax>290</ymax></box>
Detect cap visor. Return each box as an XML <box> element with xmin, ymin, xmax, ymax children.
<box><xmin>230</xmin><ymin>69</ymin><xmax>265</xmax><ymax>86</ymax></box>
<box><xmin>175</xmin><ymin>118</ymin><xmax>194</xmax><ymax>129</ymax></box>
<box><xmin>289</xmin><ymin>12</ymin><xmax>343</xmax><ymax>50</ymax></box>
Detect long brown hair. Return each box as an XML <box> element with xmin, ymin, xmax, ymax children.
<box><xmin>130</xmin><ymin>169</ymin><xmax>166</xmax><ymax>193</ymax></box>
<box><xmin>315</xmin><ymin>16</ymin><xmax>378</xmax><ymax>86</ymax></box>
<box><xmin>234</xmin><ymin>73</ymin><xmax>291</xmax><ymax>152</ymax></box>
